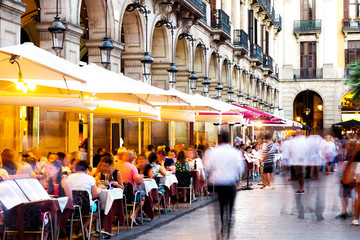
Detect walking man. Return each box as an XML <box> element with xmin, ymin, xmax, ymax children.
<box><xmin>205</xmin><ymin>130</ymin><xmax>245</xmax><ymax>239</ymax></box>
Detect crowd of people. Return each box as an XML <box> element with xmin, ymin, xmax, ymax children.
<box><xmin>0</xmin><ymin>142</ymin><xmax>214</xmax><ymax>235</ymax></box>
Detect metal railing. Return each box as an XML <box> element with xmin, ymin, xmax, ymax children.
<box><xmin>250</xmin><ymin>44</ymin><xmax>263</xmax><ymax>62</ymax></box>
<box><xmin>275</xmin><ymin>14</ymin><xmax>282</xmax><ymax>28</ymax></box>
<box><xmin>188</xmin><ymin>0</ymin><xmax>203</xmax><ymax>11</ymax></box>
<box><xmin>343</xmin><ymin>20</ymin><xmax>360</xmax><ymax>31</ymax></box>
<box><xmin>201</xmin><ymin>1</ymin><xmax>207</xmax><ymax>23</ymax></box>
<box><xmin>233</xmin><ymin>29</ymin><xmax>248</xmax><ymax>50</ymax></box>
<box><xmin>294</xmin><ymin>20</ymin><xmax>322</xmax><ymax>32</ymax></box>
<box><xmin>294</xmin><ymin>68</ymin><xmax>323</xmax><ymax>79</ymax></box>
<box><xmin>211</xmin><ymin>9</ymin><xmax>231</xmax><ymax>35</ymax></box>
<box><xmin>263</xmin><ymin>55</ymin><xmax>273</xmax><ymax>72</ymax></box>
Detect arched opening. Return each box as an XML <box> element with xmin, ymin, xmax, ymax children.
<box><xmin>151</xmin><ymin>24</ymin><xmax>168</xmax><ymax>89</ymax></box>
<box><xmin>240</xmin><ymin>71</ymin><xmax>246</xmax><ymax>93</ymax></box>
<box><xmin>221</xmin><ymin>60</ymin><xmax>228</xmax><ymax>85</ymax></box>
<box><xmin>208</xmin><ymin>53</ymin><xmax>218</xmax><ymax>98</ymax></box>
<box><xmin>175</xmin><ymin>37</ymin><xmax>188</xmax><ymax>69</ymax></box>
<box><xmin>21</xmin><ymin>0</ymin><xmax>40</xmax><ymax>45</ymax></box>
<box><xmin>193</xmin><ymin>45</ymin><xmax>204</xmax><ymax>93</ymax></box>
<box><xmin>293</xmin><ymin>90</ymin><xmax>323</xmax><ymax>134</ymax></box>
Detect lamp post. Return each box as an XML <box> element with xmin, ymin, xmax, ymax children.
<box><xmin>214</xmin><ymin>52</ymin><xmax>222</xmax><ymax>100</ymax></box>
<box><xmin>198</xmin><ymin>43</ymin><xmax>210</xmax><ymax>97</ymax></box>
<box><xmin>235</xmin><ymin>65</ymin><xmax>244</xmax><ymax>105</ymax></box>
<box><xmin>179</xmin><ymin>33</ymin><xmax>198</xmax><ymax>94</ymax></box>
<box><xmin>226</xmin><ymin>59</ymin><xmax>235</xmax><ymax>103</ymax></box>
<box><xmin>156</xmin><ymin>18</ymin><xmax>177</xmax><ymax>89</ymax></box>
<box><xmin>48</xmin><ymin>0</ymin><xmax>66</xmax><ymax>56</ymax></box>
<box><xmin>99</xmin><ymin>0</ymin><xmax>113</xmax><ymax>68</ymax></box>
<box><xmin>305</xmin><ymin>89</ymin><xmax>310</xmax><ymax>116</ymax></box>
<box><xmin>126</xmin><ymin>1</ymin><xmax>153</xmax><ymax>83</ymax></box>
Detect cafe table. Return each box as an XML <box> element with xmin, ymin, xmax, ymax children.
<box><xmin>159</xmin><ymin>175</ymin><xmax>178</xmax><ymax>206</ymax></box>
<box><xmin>135</xmin><ymin>179</ymin><xmax>159</xmax><ymax>219</ymax></box>
<box><xmin>98</xmin><ymin>188</ymin><xmax>125</xmax><ymax>234</ymax></box>
<box><xmin>40</xmin><ymin>196</ymin><xmax>74</xmax><ymax>240</ymax></box>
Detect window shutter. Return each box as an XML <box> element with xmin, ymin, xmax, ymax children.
<box><xmin>344</xmin><ymin>0</ymin><xmax>349</xmax><ymax>19</ymax></box>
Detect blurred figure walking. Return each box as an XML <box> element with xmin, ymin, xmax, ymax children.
<box><xmin>205</xmin><ymin>130</ymin><xmax>245</xmax><ymax>239</ymax></box>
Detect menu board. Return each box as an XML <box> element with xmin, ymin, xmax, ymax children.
<box><xmin>0</xmin><ymin>178</ymin><xmax>50</xmax><ymax>210</ymax></box>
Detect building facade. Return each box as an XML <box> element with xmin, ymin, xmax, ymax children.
<box><xmin>4</xmin><ymin>0</ymin><xmax>351</xmax><ymax>155</ymax></box>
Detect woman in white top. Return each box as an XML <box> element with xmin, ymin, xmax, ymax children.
<box><xmin>67</xmin><ymin>160</ymin><xmax>101</xmax><ymax>229</ymax></box>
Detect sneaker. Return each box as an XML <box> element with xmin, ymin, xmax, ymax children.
<box><xmin>347</xmin><ymin>212</ymin><xmax>356</xmax><ymax>218</ymax></box>
<box><xmin>270</xmin><ymin>186</ymin><xmax>275</xmax><ymax>190</ymax></box>
<box><xmin>262</xmin><ymin>186</ymin><xmax>270</xmax><ymax>190</ymax></box>
<box><xmin>351</xmin><ymin>219</ymin><xmax>359</xmax><ymax>226</ymax></box>
<box><xmin>335</xmin><ymin>212</ymin><xmax>347</xmax><ymax>219</ymax></box>
<box><xmin>294</xmin><ymin>190</ymin><xmax>305</xmax><ymax>195</ymax></box>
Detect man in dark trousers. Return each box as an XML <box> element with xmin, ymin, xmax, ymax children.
<box><xmin>205</xmin><ymin>130</ymin><xmax>245</xmax><ymax>239</ymax></box>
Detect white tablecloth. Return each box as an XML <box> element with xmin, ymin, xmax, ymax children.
<box><xmin>159</xmin><ymin>175</ymin><xmax>178</xmax><ymax>189</ymax></box>
<box><xmin>57</xmin><ymin>197</ymin><xmax>69</xmax><ymax>213</ymax></box>
<box><xmin>99</xmin><ymin>188</ymin><xmax>123</xmax><ymax>215</ymax></box>
<box><xmin>136</xmin><ymin>179</ymin><xmax>158</xmax><ymax>196</ymax></box>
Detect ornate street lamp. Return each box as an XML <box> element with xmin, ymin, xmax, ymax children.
<box><xmin>214</xmin><ymin>52</ymin><xmax>222</xmax><ymax>100</ymax></box>
<box><xmin>259</xmin><ymin>99</ymin><xmax>264</xmax><ymax>111</ymax></box>
<box><xmin>265</xmin><ymin>102</ymin><xmax>270</xmax><ymax>112</ymax></box>
<box><xmin>179</xmin><ymin>33</ymin><xmax>198</xmax><ymax>93</ymax></box>
<box><xmin>226</xmin><ymin>60</ymin><xmax>235</xmax><ymax>103</ymax></box>
<box><xmin>198</xmin><ymin>43</ymin><xmax>210</xmax><ymax>97</ymax></box>
<box><xmin>48</xmin><ymin>0</ymin><xmax>66</xmax><ymax>56</ymax></box>
<box><xmin>245</xmin><ymin>94</ymin><xmax>251</xmax><ymax>106</ymax></box>
<box><xmin>237</xmin><ymin>91</ymin><xmax>244</xmax><ymax>105</ymax></box>
<box><xmin>253</xmin><ymin>97</ymin><xmax>259</xmax><ymax>109</ymax></box>
<box><xmin>99</xmin><ymin>0</ymin><xmax>113</xmax><ymax>68</ymax></box>
<box><xmin>156</xmin><ymin>18</ymin><xmax>177</xmax><ymax>89</ymax></box>
<box><xmin>126</xmin><ymin>1</ymin><xmax>153</xmax><ymax>82</ymax></box>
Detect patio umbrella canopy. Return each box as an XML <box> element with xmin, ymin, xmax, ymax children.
<box><xmin>333</xmin><ymin>119</ymin><xmax>360</xmax><ymax>127</ymax></box>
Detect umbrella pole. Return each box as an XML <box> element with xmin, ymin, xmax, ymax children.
<box><xmin>138</xmin><ymin>118</ymin><xmax>142</xmax><ymax>154</ymax></box>
<box><xmin>89</xmin><ymin>113</ymin><xmax>94</xmax><ymax>166</ymax></box>
<box><xmin>230</xmin><ymin>124</ymin><xmax>234</xmax><ymax>146</ymax></box>
<box><xmin>170</xmin><ymin>121</ymin><xmax>175</xmax><ymax>148</ymax></box>
<box><xmin>215</xmin><ymin>124</ymin><xmax>219</xmax><ymax>146</ymax></box>
<box><xmin>196</xmin><ymin>122</ymin><xmax>199</xmax><ymax>147</ymax></box>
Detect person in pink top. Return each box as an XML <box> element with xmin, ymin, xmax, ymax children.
<box><xmin>116</xmin><ymin>150</ymin><xmax>144</xmax><ymax>225</ymax></box>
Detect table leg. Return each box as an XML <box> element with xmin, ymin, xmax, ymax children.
<box><xmin>53</xmin><ymin>212</ymin><xmax>57</xmax><ymax>240</ymax></box>
<box><xmin>17</xmin><ymin>204</ymin><xmax>24</xmax><ymax>240</ymax></box>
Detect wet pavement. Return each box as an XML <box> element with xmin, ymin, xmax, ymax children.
<box><xmin>135</xmin><ymin>171</ymin><xmax>360</xmax><ymax>240</ymax></box>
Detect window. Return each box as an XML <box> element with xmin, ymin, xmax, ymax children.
<box><xmin>300</xmin><ymin>42</ymin><xmax>316</xmax><ymax>78</ymax></box>
<box><xmin>301</xmin><ymin>0</ymin><xmax>316</xmax><ymax>20</ymax></box>
<box><xmin>350</xmin><ymin>0</ymin><xmax>360</xmax><ymax>18</ymax></box>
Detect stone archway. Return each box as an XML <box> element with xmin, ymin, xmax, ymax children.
<box><xmin>151</xmin><ymin>24</ymin><xmax>169</xmax><ymax>89</ymax></box>
<box><xmin>294</xmin><ymin>90</ymin><xmax>324</xmax><ymax>134</ymax></box>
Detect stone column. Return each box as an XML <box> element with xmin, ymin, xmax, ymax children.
<box><xmin>0</xmin><ymin>0</ymin><xmax>25</xmax><ymax>46</ymax></box>
<box><xmin>222</xmin><ymin>0</ymin><xmax>232</xmax><ymax>22</ymax></box>
<box><xmin>0</xmin><ymin>0</ymin><xmax>26</xmax><ymax>154</ymax></box>
<box><xmin>85</xmin><ymin>39</ymin><xmax>124</xmax><ymax>73</ymax></box>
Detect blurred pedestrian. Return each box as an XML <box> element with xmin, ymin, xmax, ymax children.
<box><xmin>205</xmin><ymin>130</ymin><xmax>245</xmax><ymax>238</ymax></box>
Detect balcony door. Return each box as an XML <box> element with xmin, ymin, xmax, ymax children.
<box><xmin>301</xmin><ymin>0</ymin><xmax>316</xmax><ymax>20</ymax></box>
<box><xmin>300</xmin><ymin>42</ymin><xmax>316</xmax><ymax>78</ymax></box>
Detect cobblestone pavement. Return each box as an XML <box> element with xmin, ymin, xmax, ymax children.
<box><xmin>136</xmin><ymin>172</ymin><xmax>360</xmax><ymax>240</ymax></box>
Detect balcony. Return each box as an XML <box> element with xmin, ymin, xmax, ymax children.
<box><xmin>294</xmin><ymin>20</ymin><xmax>322</xmax><ymax>35</ymax></box>
<box><xmin>188</xmin><ymin>0</ymin><xmax>203</xmax><ymax>11</ymax></box>
<box><xmin>250</xmin><ymin>44</ymin><xmax>263</xmax><ymax>65</ymax></box>
<box><xmin>294</xmin><ymin>68</ymin><xmax>323</xmax><ymax>79</ymax></box>
<box><xmin>343</xmin><ymin>20</ymin><xmax>360</xmax><ymax>33</ymax></box>
<box><xmin>201</xmin><ymin>1</ymin><xmax>207</xmax><ymax>24</ymax></box>
<box><xmin>211</xmin><ymin>9</ymin><xmax>231</xmax><ymax>38</ymax></box>
<box><xmin>263</xmin><ymin>55</ymin><xmax>273</xmax><ymax>73</ymax></box>
<box><xmin>274</xmin><ymin>14</ymin><xmax>282</xmax><ymax>31</ymax></box>
<box><xmin>233</xmin><ymin>29</ymin><xmax>249</xmax><ymax>55</ymax></box>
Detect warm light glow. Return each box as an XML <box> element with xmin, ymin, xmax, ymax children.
<box><xmin>28</xmin><ymin>83</ymin><xmax>36</xmax><ymax>91</ymax></box>
<box><xmin>296</xmin><ymin>117</ymin><xmax>301</xmax><ymax>122</ymax></box>
<box><xmin>256</xmin><ymin>121</ymin><xmax>262</xmax><ymax>127</ymax></box>
<box><xmin>16</xmin><ymin>81</ymin><xmax>24</xmax><ymax>90</ymax></box>
<box><xmin>317</xmin><ymin>104</ymin><xmax>323</xmax><ymax>111</ymax></box>
<box><xmin>84</xmin><ymin>95</ymin><xmax>90</xmax><ymax>100</ymax></box>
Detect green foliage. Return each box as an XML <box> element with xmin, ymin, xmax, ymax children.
<box><xmin>345</xmin><ymin>61</ymin><xmax>360</xmax><ymax>104</ymax></box>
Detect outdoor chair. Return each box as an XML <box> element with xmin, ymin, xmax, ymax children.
<box><xmin>176</xmin><ymin>171</ymin><xmax>193</xmax><ymax>205</ymax></box>
<box><xmin>123</xmin><ymin>182</ymin><xmax>143</xmax><ymax>229</ymax></box>
<box><xmin>71</xmin><ymin>190</ymin><xmax>101</xmax><ymax>240</ymax></box>
<box><xmin>2</xmin><ymin>203</ymin><xmax>52</xmax><ymax>240</ymax></box>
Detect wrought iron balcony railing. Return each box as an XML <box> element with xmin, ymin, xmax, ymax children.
<box><xmin>211</xmin><ymin>9</ymin><xmax>231</xmax><ymax>35</ymax></box>
<box><xmin>250</xmin><ymin>44</ymin><xmax>263</xmax><ymax>62</ymax></box>
<box><xmin>201</xmin><ymin>1</ymin><xmax>207</xmax><ymax>23</ymax></box>
<box><xmin>233</xmin><ymin>29</ymin><xmax>248</xmax><ymax>50</ymax></box>
<box><xmin>188</xmin><ymin>0</ymin><xmax>203</xmax><ymax>12</ymax></box>
<box><xmin>274</xmin><ymin>14</ymin><xmax>282</xmax><ymax>29</ymax></box>
<box><xmin>343</xmin><ymin>20</ymin><xmax>360</xmax><ymax>32</ymax></box>
<box><xmin>294</xmin><ymin>20</ymin><xmax>322</xmax><ymax>33</ymax></box>
<box><xmin>294</xmin><ymin>68</ymin><xmax>323</xmax><ymax>79</ymax></box>
<box><xmin>263</xmin><ymin>55</ymin><xmax>273</xmax><ymax>72</ymax></box>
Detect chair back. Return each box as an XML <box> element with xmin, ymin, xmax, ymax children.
<box><xmin>123</xmin><ymin>182</ymin><xmax>134</xmax><ymax>204</ymax></box>
<box><xmin>3</xmin><ymin>203</ymin><xmax>42</xmax><ymax>231</ymax></box>
<box><xmin>176</xmin><ymin>171</ymin><xmax>191</xmax><ymax>187</ymax></box>
<box><xmin>72</xmin><ymin>190</ymin><xmax>91</xmax><ymax>217</ymax></box>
